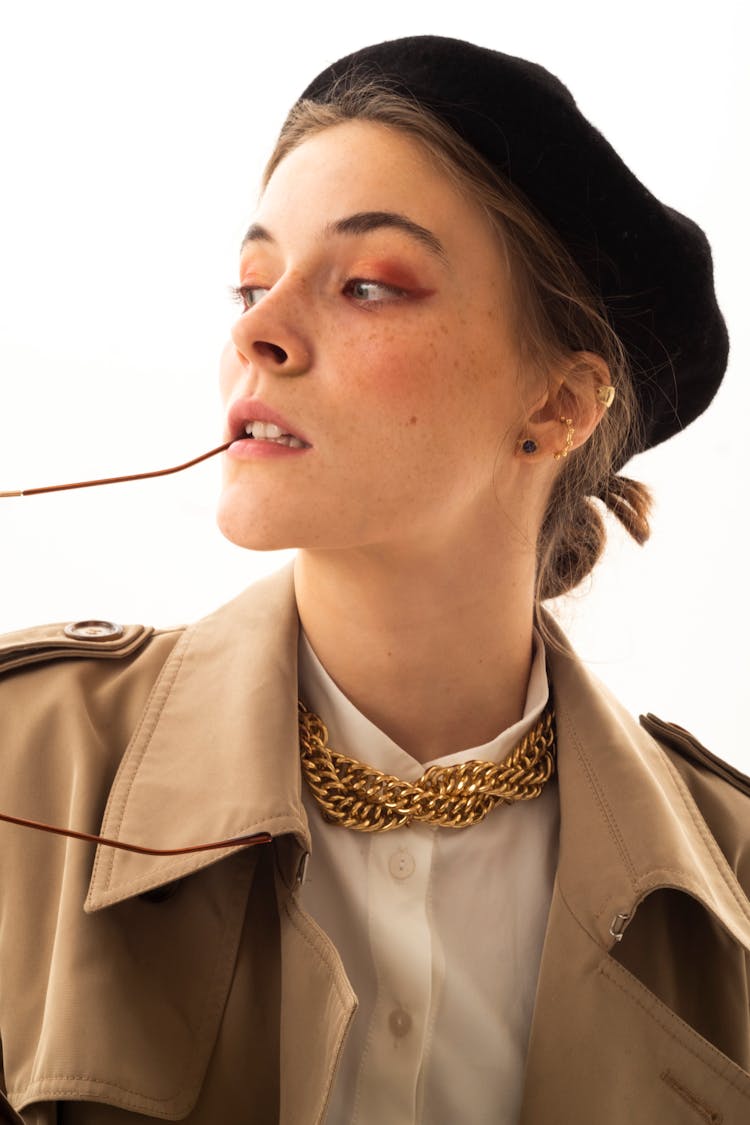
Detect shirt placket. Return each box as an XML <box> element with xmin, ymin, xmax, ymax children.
<box><xmin>352</xmin><ymin>826</ymin><xmax>437</xmax><ymax>1125</ymax></box>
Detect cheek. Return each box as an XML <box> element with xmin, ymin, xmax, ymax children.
<box><xmin>346</xmin><ymin>325</ymin><xmax>447</xmax><ymax>419</ymax></box>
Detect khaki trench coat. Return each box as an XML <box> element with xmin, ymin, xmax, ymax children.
<box><xmin>0</xmin><ymin>563</ymin><xmax>749</xmax><ymax>1124</ymax></box>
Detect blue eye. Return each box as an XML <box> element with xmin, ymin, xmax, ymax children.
<box><xmin>344</xmin><ymin>279</ymin><xmax>405</xmax><ymax>302</ymax></box>
<box><xmin>230</xmin><ymin>285</ymin><xmax>269</xmax><ymax>310</ymax></box>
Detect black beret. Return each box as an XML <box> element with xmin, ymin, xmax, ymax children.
<box><xmin>300</xmin><ymin>35</ymin><xmax>728</xmax><ymax>462</ymax></box>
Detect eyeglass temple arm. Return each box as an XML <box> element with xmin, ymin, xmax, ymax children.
<box><xmin>0</xmin><ymin>807</ymin><xmax>272</xmax><ymax>855</ymax></box>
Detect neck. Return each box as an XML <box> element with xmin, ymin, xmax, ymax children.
<box><xmin>293</xmin><ymin>543</ymin><xmax>537</xmax><ymax>764</ymax></box>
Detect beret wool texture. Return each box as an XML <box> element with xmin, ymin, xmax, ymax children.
<box><xmin>300</xmin><ymin>35</ymin><xmax>729</xmax><ymax>461</ymax></box>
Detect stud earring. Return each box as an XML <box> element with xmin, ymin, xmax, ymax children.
<box><xmin>596</xmin><ymin>385</ymin><xmax>616</xmax><ymax>408</ymax></box>
<box><xmin>554</xmin><ymin>417</ymin><xmax>575</xmax><ymax>461</ymax></box>
<box><xmin>518</xmin><ymin>438</ymin><xmax>538</xmax><ymax>455</ymax></box>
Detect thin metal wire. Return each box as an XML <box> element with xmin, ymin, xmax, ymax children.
<box><xmin>0</xmin><ymin>441</ymin><xmax>232</xmax><ymax>497</ymax></box>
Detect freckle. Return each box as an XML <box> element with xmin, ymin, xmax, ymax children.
<box><xmin>408</xmin><ymin>416</ymin><xmax>417</xmax><ymax>426</ymax></box>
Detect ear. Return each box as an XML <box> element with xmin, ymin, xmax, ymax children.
<box><xmin>516</xmin><ymin>352</ymin><xmax>613</xmax><ymax>461</ymax></box>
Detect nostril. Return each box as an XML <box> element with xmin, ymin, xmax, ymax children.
<box><xmin>254</xmin><ymin>340</ymin><xmax>288</xmax><ymax>364</ymax></box>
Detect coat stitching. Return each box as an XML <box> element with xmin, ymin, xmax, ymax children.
<box><xmin>557</xmin><ymin>877</ymin><xmax>618</xmax><ymax>954</ymax></box>
<box><xmin>12</xmin><ymin>855</ymin><xmax>256</xmax><ymax>1112</ymax></box>
<box><xmin>282</xmin><ymin>896</ymin><xmax>355</xmax><ymax>1008</ymax></box>
<box><xmin>658</xmin><ymin>750</ymin><xmax>750</xmax><ymax>923</ymax></box>
<box><xmin>90</xmin><ymin>815</ymin><xmax>289</xmax><ymax>903</ymax></box>
<box><xmin>281</xmin><ymin>894</ymin><xmax>357</xmax><ymax>1125</ymax></box>
<box><xmin>599</xmin><ymin>962</ymin><xmax>750</xmax><ymax>1097</ymax></box>
<box><xmin>556</xmin><ymin>706</ymin><xmax>637</xmax><ymax>922</ymax></box>
<box><xmin>566</xmin><ymin>718</ymin><xmax>637</xmax><ymax>882</ymax></box>
<box><xmin>89</xmin><ymin>622</ymin><xmax>298</xmax><ymax>906</ymax></box>
<box><xmin>90</xmin><ymin>627</ymin><xmax>192</xmax><ymax>893</ymax></box>
<box><xmin>106</xmin><ymin>627</ymin><xmax>192</xmax><ymax>824</ymax></box>
<box><xmin>660</xmin><ymin>1069</ymin><xmax>723</xmax><ymax>1123</ymax></box>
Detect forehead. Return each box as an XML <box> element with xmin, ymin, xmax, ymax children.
<box><xmin>252</xmin><ymin>119</ymin><xmax>495</xmax><ymax>253</ymax></box>
<box><xmin>267</xmin><ymin>119</ymin><xmax>442</xmax><ymax>191</ymax></box>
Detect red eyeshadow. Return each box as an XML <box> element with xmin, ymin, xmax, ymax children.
<box><xmin>354</xmin><ymin>259</ymin><xmax>434</xmax><ymax>294</ymax></box>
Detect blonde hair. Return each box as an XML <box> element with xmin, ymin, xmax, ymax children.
<box><xmin>264</xmin><ymin>79</ymin><xmax>652</xmax><ymax>608</ymax></box>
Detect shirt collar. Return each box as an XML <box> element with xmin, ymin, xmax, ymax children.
<box><xmin>297</xmin><ymin>625</ymin><xmax>549</xmax><ymax>780</ymax></box>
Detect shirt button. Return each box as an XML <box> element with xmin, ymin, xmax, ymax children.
<box><xmin>389</xmin><ymin>1008</ymin><xmax>412</xmax><ymax>1038</ymax></box>
<box><xmin>388</xmin><ymin>848</ymin><xmax>415</xmax><ymax>880</ymax></box>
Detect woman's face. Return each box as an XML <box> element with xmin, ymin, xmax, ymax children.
<box><xmin>218</xmin><ymin>119</ymin><xmax>544</xmax><ymax>555</ymax></box>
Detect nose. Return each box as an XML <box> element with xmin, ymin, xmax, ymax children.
<box><xmin>230</xmin><ymin>286</ymin><xmax>312</xmax><ymax>378</ymax></box>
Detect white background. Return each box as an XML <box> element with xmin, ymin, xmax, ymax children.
<box><xmin>1</xmin><ymin>1</ymin><xmax>747</xmax><ymax>768</ymax></box>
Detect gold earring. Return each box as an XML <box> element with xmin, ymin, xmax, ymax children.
<box><xmin>596</xmin><ymin>385</ymin><xmax>616</xmax><ymax>408</ymax></box>
<box><xmin>554</xmin><ymin>417</ymin><xmax>575</xmax><ymax>461</ymax></box>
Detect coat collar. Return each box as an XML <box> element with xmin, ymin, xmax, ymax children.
<box><xmin>545</xmin><ymin>615</ymin><xmax>750</xmax><ymax>954</ymax></box>
<box><xmin>87</xmin><ymin>563</ymin><xmax>750</xmax><ymax>959</ymax></box>
<box><xmin>86</xmin><ymin>563</ymin><xmax>307</xmax><ymax>911</ymax></box>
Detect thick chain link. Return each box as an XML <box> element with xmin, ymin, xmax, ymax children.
<box><xmin>298</xmin><ymin>701</ymin><xmax>556</xmax><ymax>832</ymax></box>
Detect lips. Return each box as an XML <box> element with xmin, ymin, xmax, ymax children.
<box><xmin>226</xmin><ymin>398</ymin><xmax>312</xmax><ymax>447</ymax></box>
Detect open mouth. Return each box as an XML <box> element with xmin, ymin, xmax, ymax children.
<box><xmin>240</xmin><ymin>420</ymin><xmax>310</xmax><ymax>449</ymax></box>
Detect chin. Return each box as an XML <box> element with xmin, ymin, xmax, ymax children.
<box><xmin>215</xmin><ymin>503</ymin><xmax>298</xmax><ymax>552</ymax></box>
<box><xmin>213</xmin><ymin>513</ymin><xmax>296</xmax><ymax>551</ymax></box>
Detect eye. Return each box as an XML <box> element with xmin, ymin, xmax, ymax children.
<box><xmin>229</xmin><ymin>284</ymin><xmax>269</xmax><ymax>311</ymax></box>
<box><xmin>343</xmin><ymin>278</ymin><xmax>406</xmax><ymax>303</ymax></box>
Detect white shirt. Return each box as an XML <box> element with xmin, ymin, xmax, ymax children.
<box><xmin>297</xmin><ymin>631</ymin><xmax>560</xmax><ymax>1125</ymax></box>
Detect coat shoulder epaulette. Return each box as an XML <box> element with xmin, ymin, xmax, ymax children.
<box><xmin>640</xmin><ymin>712</ymin><xmax>750</xmax><ymax>799</ymax></box>
<box><xmin>0</xmin><ymin>618</ymin><xmax>175</xmax><ymax>676</ymax></box>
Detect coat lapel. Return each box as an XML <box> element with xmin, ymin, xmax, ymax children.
<box><xmin>521</xmin><ymin>616</ymin><xmax>750</xmax><ymax>1122</ymax></box>
<box><xmin>79</xmin><ymin>564</ymin><xmax>355</xmax><ymax>1124</ymax></box>
<box><xmin>86</xmin><ymin>562</ymin><xmax>308</xmax><ymax>911</ymax></box>
<box><xmin>545</xmin><ymin>614</ymin><xmax>750</xmax><ymax>951</ymax></box>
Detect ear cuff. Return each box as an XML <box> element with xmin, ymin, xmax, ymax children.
<box><xmin>554</xmin><ymin>417</ymin><xmax>575</xmax><ymax>461</ymax></box>
<box><xmin>520</xmin><ymin>388</ymin><xmax>613</xmax><ymax>459</ymax></box>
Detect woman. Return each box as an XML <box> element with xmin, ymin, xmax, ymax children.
<box><xmin>0</xmin><ymin>34</ymin><xmax>748</xmax><ymax>1125</ymax></box>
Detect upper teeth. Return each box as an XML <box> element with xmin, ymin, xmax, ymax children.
<box><xmin>244</xmin><ymin>420</ymin><xmax>305</xmax><ymax>448</ymax></box>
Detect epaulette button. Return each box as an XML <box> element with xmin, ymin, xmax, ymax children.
<box><xmin>63</xmin><ymin>621</ymin><xmax>125</xmax><ymax>640</ymax></box>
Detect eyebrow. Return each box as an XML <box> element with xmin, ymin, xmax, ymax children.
<box><xmin>241</xmin><ymin>210</ymin><xmax>449</xmax><ymax>265</ymax></box>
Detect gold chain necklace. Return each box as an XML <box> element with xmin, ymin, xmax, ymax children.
<box><xmin>298</xmin><ymin>700</ymin><xmax>556</xmax><ymax>832</ymax></box>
